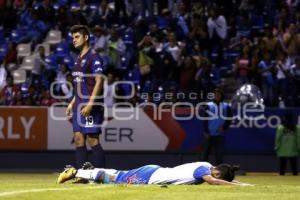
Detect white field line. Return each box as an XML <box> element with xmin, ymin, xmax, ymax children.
<box><xmin>0</xmin><ymin>185</ymin><xmax>113</xmax><ymax>197</ymax></box>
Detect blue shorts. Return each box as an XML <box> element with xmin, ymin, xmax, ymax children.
<box><xmin>72</xmin><ymin>109</ymin><xmax>103</xmax><ymax>134</ymax></box>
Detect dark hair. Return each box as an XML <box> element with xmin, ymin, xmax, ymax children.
<box><xmin>281</xmin><ymin>112</ymin><xmax>296</xmax><ymax>132</ymax></box>
<box><xmin>216</xmin><ymin>164</ymin><xmax>240</xmax><ymax>182</ymax></box>
<box><xmin>214</xmin><ymin>87</ymin><xmax>225</xmax><ymax>102</ymax></box>
<box><xmin>70</xmin><ymin>25</ymin><xmax>90</xmax><ymax>42</ymax></box>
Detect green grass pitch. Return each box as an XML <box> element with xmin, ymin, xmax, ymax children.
<box><xmin>0</xmin><ymin>173</ymin><xmax>299</xmax><ymax>200</ymax></box>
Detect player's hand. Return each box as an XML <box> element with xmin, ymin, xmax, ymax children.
<box><xmin>66</xmin><ymin>103</ymin><xmax>73</xmax><ymax>120</ymax></box>
<box><xmin>80</xmin><ymin>104</ymin><xmax>93</xmax><ymax>117</ymax></box>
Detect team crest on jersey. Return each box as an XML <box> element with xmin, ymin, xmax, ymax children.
<box><xmin>126</xmin><ymin>175</ymin><xmax>146</xmax><ymax>184</ymax></box>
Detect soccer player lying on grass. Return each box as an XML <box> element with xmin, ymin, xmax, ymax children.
<box><xmin>57</xmin><ymin>162</ymin><xmax>252</xmax><ymax>186</ymax></box>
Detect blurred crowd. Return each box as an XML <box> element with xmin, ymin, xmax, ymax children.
<box><xmin>0</xmin><ymin>0</ymin><xmax>300</xmax><ymax>107</ymax></box>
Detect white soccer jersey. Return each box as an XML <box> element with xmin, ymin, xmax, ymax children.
<box><xmin>148</xmin><ymin>162</ymin><xmax>212</xmax><ymax>185</ymax></box>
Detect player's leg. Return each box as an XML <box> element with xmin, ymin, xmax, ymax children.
<box><xmin>289</xmin><ymin>157</ymin><xmax>298</xmax><ymax>176</ymax></box>
<box><xmin>74</xmin><ymin>132</ymin><xmax>88</xmax><ymax>168</ymax></box>
<box><xmin>214</xmin><ymin>136</ymin><xmax>225</xmax><ymax>165</ymax></box>
<box><xmin>87</xmin><ymin>134</ymin><xmax>105</xmax><ymax>168</ymax></box>
<box><xmin>75</xmin><ymin>168</ymin><xmax>118</xmax><ymax>183</ymax></box>
<box><xmin>279</xmin><ymin>157</ymin><xmax>286</xmax><ymax>175</ymax></box>
<box><xmin>201</xmin><ymin>134</ymin><xmax>212</xmax><ymax>162</ymax></box>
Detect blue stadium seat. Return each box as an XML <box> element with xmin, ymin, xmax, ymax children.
<box><xmin>10</xmin><ymin>29</ymin><xmax>24</xmax><ymax>43</ymax></box>
<box><xmin>89</xmin><ymin>33</ymin><xmax>96</xmax><ymax>46</ymax></box>
<box><xmin>89</xmin><ymin>3</ymin><xmax>99</xmax><ymax>11</ymax></box>
<box><xmin>0</xmin><ymin>43</ymin><xmax>9</xmax><ymax>60</ymax></box>
<box><xmin>45</xmin><ymin>54</ymin><xmax>59</xmax><ymax>70</ymax></box>
<box><xmin>63</xmin><ymin>55</ymin><xmax>75</xmax><ymax>69</ymax></box>
<box><xmin>126</xmin><ymin>68</ymin><xmax>140</xmax><ymax>84</ymax></box>
<box><xmin>123</xmin><ymin>28</ymin><xmax>134</xmax><ymax>47</ymax></box>
<box><xmin>211</xmin><ymin>67</ymin><xmax>221</xmax><ymax>85</ymax></box>
<box><xmin>55</xmin><ymin>42</ymin><xmax>69</xmax><ymax>58</ymax></box>
<box><xmin>53</xmin><ymin>3</ymin><xmax>61</xmax><ymax>10</ymax></box>
<box><xmin>251</xmin><ymin>15</ymin><xmax>264</xmax><ymax>30</ymax></box>
<box><xmin>33</xmin><ymin>1</ymin><xmax>42</xmax><ymax>10</ymax></box>
<box><xmin>70</xmin><ymin>2</ymin><xmax>80</xmax><ymax>11</ymax></box>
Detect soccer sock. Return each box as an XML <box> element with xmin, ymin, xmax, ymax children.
<box><xmin>76</xmin><ymin>169</ymin><xmax>104</xmax><ymax>182</ymax></box>
<box><xmin>91</xmin><ymin>144</ymin><xmax>105</xmax><ymax>168</ymax></box>
<box><xmin>76</xmin><ymin>146</ymin><xmax>88</xmax><ymax>168</ymax></box>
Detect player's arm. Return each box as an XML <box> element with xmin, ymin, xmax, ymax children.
<box><xmin>202</xmin><ymin>175</ymin><xmax>250</xmax><ymax>186</ymax></box>
<box><xmin>66</xmin><ymin>97</ymin><xmax>75</xmax><ymax>119</ymax></box>
<box><xmin>80</xmin><ymin>74</ymin><xmax>103</xmax><ymax>117</ymax></box>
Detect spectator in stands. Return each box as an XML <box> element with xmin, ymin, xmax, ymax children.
<box><xmin>38</xmin><ymin>0</ymin><xmax>55</xmax><ymax>27</ymax></box>
<box><xmin>147</xmin><ymin>34</ymin><xmax>176</xmax><ymax>92</ymax></box>
<box><xmin>98</xmin><ymin>0</ymin><xmax>114</xmax><ymax>27</ymax></box>
<box><xmin>175</xmin><ymin>2</ymin><xmax>190</xmax><ymax>38</ymax></box>
<box><xmin>201</xmin><ymin>88</ymin><xmax>232</xmax><ymax>165</ymax></box>
<box><xmin>137</xmin><ymin>34</ymin><xmax>154</xmax><ymax>91</ymax></box>
<box><xmin>207</xmin><ymin>7</ymin><xmax>227</xmax><ymax>66</ymax></box>
<box><xmin>179</xmin><ymin>55</ymin><xmax>196</xmax><ymax>91</ymax></box>
<box><xmin>0</xmin><ymin>75</ymin><xmax>19</xmax><ymax>105</ymax></box>
<box><xmin>275</xmin><ymin>112</ymin><xmax>300</xmax><ymax>176</ymax></box>
<box><xmin>139</xmin><ymin>0</ymin><xmax>153</xmax><ymax>18</ymax></box>
<box><xmin>263</xmin><ymin>27</ymin><xmax>278</xmax><ymax>59</ymax></box>
<box><xmin>275</xmin><ymin>51</ymin><xmax>292</xmax><ymax>106</ymax></box>
<box><xmin>56</xmin><ymin>5</ymin><xmax>71</xmax><ymax>35</ymax></box>
<box><xmin>114</xmin><ymin>0</ymin><xmax>128</xmax><ymax>20</ymax></box>
<box><xmin>103</xmin><ymin>71</ymin><xmax>116</xmax><ymax>108</ymax></box>
<box><xmin>194</xmin><ymin>56</ymin><xmax>213</xmax><ymax>98</ymax></box>
<box><xmin>290</xmin><ymin>57</ymin><xmax>300</xmax><ymax>106</ymax></box>
<box><xmin>258</xmin><ymin>51</ymin><xmax>275</xmax><ymax>106</ymax></box>
<box><xmin>13</xmin><ymin>91</ymin><xmax>23</xmax><ymax>106</ymax></box>
<box><xmin>17</xmin><ymin>10</ymin><xmax>48</xmax><ymax>46</ymax></box>
<box><xmin>40</xmin><ymin>90</ymin><xmax>57</xmax><ymax>107</ymax></box>
<box><xmin>55</xmin><ymin>63</ymin><xmax>71</xmax><ymax>97</ymax></box>
<box><xmin>107</xmin><ymin>28</ymin><xmax>126</xmax><ymax>70</ymax></box>
<box><xmin>282</xmin><ymin>23</ymin><xmax>300</xmax><ymax>61</ymax></box>
<box><xmin>93</xmin><ymin>26</ymin><xmax>108</xmax><ymax>54</ymax></box>
<box><xmin>31</xmin><ymin>46</ymin><xmax>50</xmax><ymax>85</ymax></box>
<box><xmin>189</xmin><ymin>14</ymin><xmax>208</xmax><ymax>55</ymax></box>
<box><xmin>234</xmin><ymin>45</ymin><xmax>253</xmax><ymax>86</ymax></box>
<box><xmin>0</xmin><ymin>61</ymin><xmax>7</xmax><ymax>90</ymax></box>
<box><xmin>93</xmin><ymin>26</ymin><xmax>109</xmax><ymax>68</ymax></box>
<box><xmin>3</xmin><ymin>42</ymin><xmax>17</xmax><ymax>66</ymax></box>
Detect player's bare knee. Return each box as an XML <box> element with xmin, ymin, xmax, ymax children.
<box><xmin>74</xmin><ymin>133</ymin><xmax>85</xmax><ymax>147</ymax></box>
<box><xmin>87</xmin><ymin>135</ymin><xmax>99</xmax><ymax>147</ymax></box>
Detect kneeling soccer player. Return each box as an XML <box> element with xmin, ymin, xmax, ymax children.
<box><xmin>57</xmin><ymin>161</ymin><xmax>251</xmax><ymax>186</ymax></box>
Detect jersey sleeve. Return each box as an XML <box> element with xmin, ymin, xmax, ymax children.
<box><xmin>92</xmin><ymin>55</ymin><xmax>103</xmax><ymax>75</ymax></box>
<box><xmin>193</xmin><ymin>166</ymin><xmax>211</xmax><ymax>180</ymax></box>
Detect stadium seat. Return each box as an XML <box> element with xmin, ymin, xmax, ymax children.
<box><xmin>11</xmin><ymin>69</ymin><xmax>27</xmax><ymax>84</ymax></box>
<box><xmin>89</xmin><ymin>3</ymin><xmax>99</xmax><ymax>11</ymax></box>
<box><xmin>63</xmin><ymin>55</ymin><xmax>75</xmax><ymax>68</ymax></box>
<box><xmin>34</xmin><ymin>43</ymin><xmax>50</xmax><ymax>56</ymax></box>
<box><xmin>70</xmin><ymin>2</ymin><xmax>80</xmax><ymax>11</ymax></box>
<box><xmin>89</xmin><ymin>33</ymin><xmax>96</xmax><ymax>46</ymax></box>
<box><xmin>251</xmin><ymin>15</ymin><xmax>264</xmax><ymax>30</ymax></box>
<box><xmin>45</xmin><ymin>54</ymin><xmax>59</xmax><ymax>70</ymax></box>
<box><xmin>7</xmin><ymin>63</ymin><xmax>18</xmax><ymax>71</ymax></box>
<box><xmin>0</xmin><ymin>43</ymin><xmax>9</xmax><ymax>61</ymax></box>
<box><xmin>17</xmin><ymin>43</ymin><xmax>31</xmax><ymax>58</ymax></box>
<box><xmin>55</xmin><ymin>42</ymin><xmax>70</xmax><ymax>59</ymax></box>
<box><xmin>44</xmin><ymin>30</ymin><xmax>62</xmax><ymax>45</ymax></box>
<box><xmin>10</xmin><ymin>29</ymin><xmax>24</xmax><ymax>43</ymax></box>
<box><xmin>20</xmin><ymin>56</ymin><xmax>35</xmax><ymax>71</ymax></box>
<box><xmin>126</xmin><ymin>68</ymin><xmax>140</xmax><ymax>84</ymax></box>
